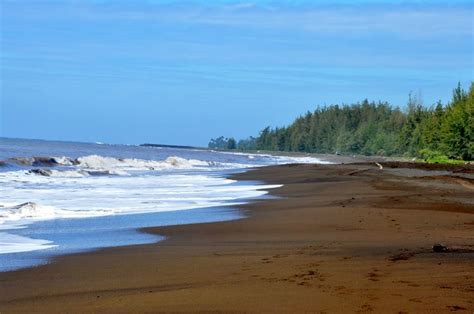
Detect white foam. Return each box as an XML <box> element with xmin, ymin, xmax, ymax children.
<box><xmin>215</xmin><ymin>151</ymin><xmax>333</xmax><ymax>165</ymax></box>
<box><xmin>0</xmin><ymin>202</ymin><xmax>56</xmax><ymax>221</ymax></box>
<box><xmin>273</xmin><ymin>155</ymin><xmax>334</xmax><ymax>164</ymax></box>
<box><xmin>0</xmin><ymin>201</ymin><xmax>115</xmax><ymax>227</ymax></box>
<box><xmin>52</xmin><ymin>156</ymin><xmax>74</xmax><ymax>166</ymax></box>
<box><xmin>0</xmin><ymin>232</ymin><xmax>57</xmax><ymax>254</ymax></box>
<box><xmin>49</xmin><ymin>169</ymin><xmax>128</xmax><ymax>177</ymax></box>
<box><xmin>0</xmin><ymin>168</ymin><xmax>281</xmax><ymax>230</ymax></box>
<box><xmin>0</xmin><ymin>151</ymin><xmax>329</xmax><ymax>255</ymax></box>
<box><xmin>74</xmin><ymin>155</ymin><xmax>211</xmax><ymax>171</ymax></box>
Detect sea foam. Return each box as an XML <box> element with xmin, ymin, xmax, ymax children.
<box><xmin>0</xmin><ymin>149</ymin><xmax>329</xmax><ymax>256</ymax></box>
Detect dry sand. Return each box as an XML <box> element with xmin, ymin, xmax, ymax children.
<box><xmin>0</xmin><ymin>162</ymin><xmax>473</xmax><ymax>313</ymax></box>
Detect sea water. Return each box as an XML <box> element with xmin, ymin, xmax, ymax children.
<box><xmin>0</xmin><ymin>138</ymin><xmax>330</xmax><ymax>271</ymax></box>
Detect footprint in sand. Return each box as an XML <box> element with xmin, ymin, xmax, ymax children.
<box><xmin>333</xmin><ymin>285</ymin><xmax>353</xmax><ymax>296</ymax></box>
<box><xmin>367</xmin><ymin>272</ymin><xmax>380</xmax><ymax>282</ymax></box>
<box><xmin>367</xmin><ymin>268</ymin><xmax>383</xmax><ymax>282</ymax></box>
<box><xmin>356</xmin><ymin>303</ymin><xmax>374</xmax><ymax>312</ymax></box>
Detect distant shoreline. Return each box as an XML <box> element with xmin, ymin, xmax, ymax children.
<box><xmin>2</xmin><ymin>136</ymin><xmax>471</xmax><ymax>168</ymax></box>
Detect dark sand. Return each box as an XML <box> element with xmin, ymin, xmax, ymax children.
<box><xmin>1</xmin><ymin>162</ymin><xmax>473</xmax><ymax>313</ymax></box>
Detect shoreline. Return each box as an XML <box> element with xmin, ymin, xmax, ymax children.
<box><xmin>1</xmin><ymin>162</ymin><xmax>473</xmax><ymax>312</ymax></box>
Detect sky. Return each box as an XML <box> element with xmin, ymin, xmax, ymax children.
<box><xmin>1</xmin><ymin>0</ymin><xmax>473</xmax><ymax>146</ymax></box>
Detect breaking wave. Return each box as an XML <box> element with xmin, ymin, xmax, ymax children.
<box><xmin>0</xmin><ymin>202</ymin><xmax>56</xmax><ymax>222</ymax></box>
<box><xmin>0</xmin><ymin>149</ymin><xmax>330</xmax><ymax>258</ymax></box>
<box><xmin>0</xmin><ymin>201</ymin><xmax>114</xmax><ymax>225</ymax></box>
<box><xmin>75</xmin><ymin>155</ymin><xmax>211</xmax><ymax>170</ymax></box>
<box><xmin>4</xmin><ymin>155</ymin><xmax>230</xmax><ymax>175</ymax></box>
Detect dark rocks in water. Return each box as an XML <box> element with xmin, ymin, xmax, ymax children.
<box><xmin>29</xmin><ymin>169</ymin><xmax>53</xmax><ymax>176</ymax></box>
<box><xmin>433</xmin><ymin>243</ymin><xmax>448</xmax><ymax>252</ymax></box>
<box><xmin>0</xmin><ymin>160</ymin><xmax>6</xmax><ymax>167</ymax></box>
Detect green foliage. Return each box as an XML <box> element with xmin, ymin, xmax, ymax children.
<box><xmin>226</xmin><ymin>137</ymin><xmax>237</xmax><ymax>150</ymax></box>
<box><xmin>419</xmin><ymin>149</ymin><xmax>445</xmax><ymax>162</ymax></box>
<box><xmin>418</xmin><ymin>149</ymin><xmax>466</xmax><ymax>164</ymax></box>
<box><xmin>208</xmin><ymin>136</ymin><xmax>237</xmax><ymax>150</ymax></box>
<box><xmin>237</xmin><ymin>137</ymin><xmax>257</xmax><ymax>150</ymax></box>
<box><xmin>441</xmin><ymin>83</ymin><xmax>473</xmax><ymax>160</ymax></box>
<box><xmin>210</xmin><ymin>83</ymin><xmax>473</xmax><ymax>161</ymax></box>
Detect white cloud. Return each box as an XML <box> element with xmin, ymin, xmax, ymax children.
<box><xmin>3</xmin><ymin>1</ymin><xmax>472</xmax><ymax>39</ymax></box>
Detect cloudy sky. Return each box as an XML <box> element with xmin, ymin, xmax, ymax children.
<box><xmin>1</xmin><ymin>0</ymin><xmax>473</xmax><ymax>145</ymax></box>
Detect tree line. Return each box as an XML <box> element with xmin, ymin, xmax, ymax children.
<box><xmin>208</xmin><ymin>82</ymin><xmax>473</xmax><ymax>161</ymax></box>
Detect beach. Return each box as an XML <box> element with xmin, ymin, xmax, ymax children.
<box><xmin>0</xmin><ymin>162</ymin><xmax>473</xmax><ymax>313</ymax></box>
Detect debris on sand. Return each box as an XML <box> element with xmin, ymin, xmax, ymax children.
<box><xmin>433</xmin><ymin>244</ymin><xmax>448</xmax><ymax>253</ymax></box>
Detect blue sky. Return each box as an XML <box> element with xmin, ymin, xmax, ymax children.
<box><xmin>1</xmin><ymin>0</ymin><xmax>473</xmax><ymax>146</ymax></box>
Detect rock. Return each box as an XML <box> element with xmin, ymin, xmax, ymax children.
<box><xmin>29</xmin><ymin>169</ymin><xmax>53</xmax><ymax>176</ymax></box>
<box><xmin>433</xmin><ymin>243</ymin><xmax>448</xmax><ymax>252</ymax></box>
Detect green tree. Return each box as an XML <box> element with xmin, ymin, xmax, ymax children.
<box><xmin>226</xmin><ymin>137</ymin><xmax>237</xmax><ymax>150</ymax></box>
<box><xmin>211</xmin><ymin>82</ymin><xmax>473</xmax><ymax>161</ymax></box>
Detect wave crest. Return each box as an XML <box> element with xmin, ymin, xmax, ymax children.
<box><xmin>6</xmin><ymin>154</ymin><xmax>219</xmax><ymax>175</ymax></box>
<box><xmin>0</xmin><ymin>202</ymin><xmax>56</xmax><ymax>221</ymax></box>
<box><xmin>75</xmin><ymin>155</ymin><xmax>211</xmax><ymax>170</ymax></box>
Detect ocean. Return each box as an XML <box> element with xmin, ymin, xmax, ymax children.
<box><xmin>0</xmin><ymin>138</ymin><xmax>330</xmax><ymax>271</ymax></box>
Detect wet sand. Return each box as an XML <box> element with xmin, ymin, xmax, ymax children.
<box><xmin>0</xmin><ymin>162</ymin><xmax>473</xmax><ymax>313</ymax></box>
